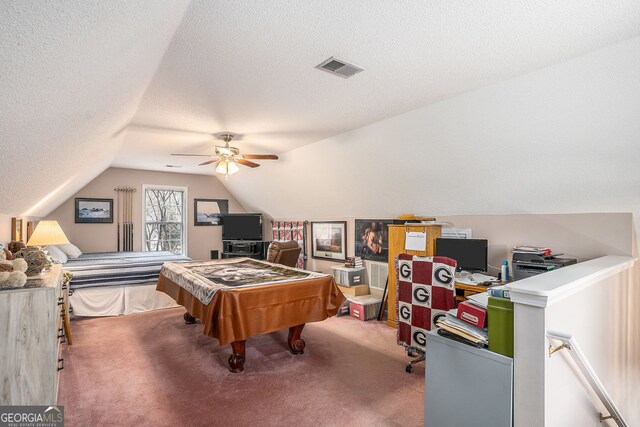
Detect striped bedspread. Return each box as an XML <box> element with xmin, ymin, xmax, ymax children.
<box><xmin>63</xmin><ymin>251</ymin><xmax>192</xmax><ymax>290</ymax></box>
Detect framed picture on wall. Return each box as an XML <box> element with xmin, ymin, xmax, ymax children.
<box><xmin>354</xmin><ymin>219</ymin><xmax>396</xmax><ymax>262</ymax></box>
<box><xmin>75</xmin><ymin>198</ymin><xmax>114</xmax><ymax>223</ymax></box>
<box><xmin>311</xmin><ymin>221</ymin><xmax>347</xmax><ymax>261</ymax></box>
<box><xmin>194</xmin><ymin>199</ymin><xmax>229</xmax><ymax>226</ymax></box>
<box><xmin>11</xmin><ymin>217</ymin><xmax>23</xmax><ymax>241</ymax></box>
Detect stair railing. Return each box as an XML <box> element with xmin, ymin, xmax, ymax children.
<box><xmin>547</xmin><ymin>330</ymin><xmax>627</xmax><ymax>427</ymax></box>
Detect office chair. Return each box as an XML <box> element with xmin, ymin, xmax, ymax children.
<box><xmin>395</xmin><ymin>253</ymin><xmax>457</xmax><ymax>373</ymax></box>
<box><xmin>266</xmin><ymin>240</ymin><xmax>302</xmax><ymax>268</ymax></box>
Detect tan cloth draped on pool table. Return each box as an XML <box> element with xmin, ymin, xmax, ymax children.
<box><xmin>157</xmin><ymin>273</ymin><xmax>345</xmax><ymax>346</ymax></box>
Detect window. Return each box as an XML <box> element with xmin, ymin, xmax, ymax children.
<box><xmin>143</xmin><ymin>185</ymin><xmax>187</xmax><ymax>255</ymax></box>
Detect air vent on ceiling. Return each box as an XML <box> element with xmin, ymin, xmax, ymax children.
<box><xmin>315</xmin><ymin>57</ymin><xmax>363</xmax><ymax>79</ymax></box>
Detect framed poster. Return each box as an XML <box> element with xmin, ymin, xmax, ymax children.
<box><xmin>311</xmin><ymin>221</ymin><xmax>347</xmax><ymax>261</ymax></box>
<box><xmin>194</xmin><ymin>199</ymin><xmax>229</xmax><ymax>226</ymax></box>
<box><xmin>75</xmin><ymin>198</ymin><xmax>113</xmax><ymax>223</ymax></box>
<box><xmin>354</xmin><ymin>219</ymin><xmax>395</xmax><ymax>262</ymax></box>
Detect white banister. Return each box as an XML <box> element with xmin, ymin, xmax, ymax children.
<box><xmin>547</xmin><ymin>330</ymin><xmax>628</xmax><ymax>427</ymax></box>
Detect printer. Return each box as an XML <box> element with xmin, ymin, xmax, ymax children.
<box><xmin>512</xmin><ymin>252</ymin><xmax>577</xmax><ymax>281</ymax></box>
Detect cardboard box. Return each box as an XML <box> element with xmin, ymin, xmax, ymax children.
<box><xmin>338</xmin><ymin>284</ymin><xmax>370</xmax><ymax>296</ymax></box>
<box><xmin>349</xmin><ymin>295</ymin><xmax>382</xmax><ymax>321</ymax></box>
<box><xmin>456</xmin><ymin>300</ymin><xmax>487</xmax><ymax>328</ymax></box>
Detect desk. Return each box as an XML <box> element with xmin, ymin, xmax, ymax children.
<box><xmin>454</xmin><ymin>281</ymin><xmax>488</xmax><ymax>302</ymax></box>
<box><xmin>156</xmin><ymin>259</ymin><xmax>344</xmax><ymax>373</ymax></box>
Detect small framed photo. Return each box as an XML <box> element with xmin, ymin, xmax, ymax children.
<box><xmin>11</xmin><ymin>217</ymin><xmax>23</xmax><ymax>241</ymax></box>
<box><xmin>75</xmin><ymin>198</ymin><xmax>113</xmax><ymax>223</ymax></box>
<box><xmin>311</xmin><ymin>221</ymin><xmax>347</xmax><ymax>261</ymax></box>
<box><xmin>194</xmin><ymin>199</ymin><xmax>229</xmax><ymax>226</ymax></box>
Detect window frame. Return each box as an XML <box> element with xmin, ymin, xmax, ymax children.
<box><xmin>141</xmin><ymin>184</ymin><xmax>188</xmax><ymax>256</ymax></box>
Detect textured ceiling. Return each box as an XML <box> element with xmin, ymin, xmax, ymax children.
<box><xmin>115</xmin><ymin>0</ymin><xmax>640</xmax><ymax>175</ymax></box>
<box><xmin>0</xmin><ymin>0</ymin><xmax>190</xmax><ymax>216</ymax></box>
<box><xmin>1</xmin><ymin>1</ymin><xmax>639</xmax><ymax>217</ymax></box>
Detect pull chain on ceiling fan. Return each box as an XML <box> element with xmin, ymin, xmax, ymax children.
<box><xmin>171</xmin><ymin>132</ymin><xmax>279</xmax><ymax>178</ymax></box>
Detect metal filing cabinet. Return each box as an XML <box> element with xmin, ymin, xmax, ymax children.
<box><xmin>424</xmin><ymin>330</ymin><xmax>513</xmax><ymax>427</ymax></box>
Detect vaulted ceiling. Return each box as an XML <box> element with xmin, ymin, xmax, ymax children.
<box><xmin>1</xmin><ymin>1</ymin><xmax>639</xmax><ymax>217</ymax></box>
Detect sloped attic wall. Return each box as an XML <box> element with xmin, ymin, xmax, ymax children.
<box><xmin>0</xmin><ymin>0</ymin><xmax>190</xmax><ymax>218</ymax></box>
<box><xmin>223</xmin><ymin>37</ymin><xmax>640</xmax><ymax>232</ymax></box>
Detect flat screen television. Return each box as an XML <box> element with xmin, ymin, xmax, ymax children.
<box><xmin>222</xmin><ymin>213</ymin><xmax>263</xmax><ymax>241</ymax></box>
<box><xmin>435</xmin><ymin>238</ymin><xmax>488</xmax><ymax>272</ymax></box>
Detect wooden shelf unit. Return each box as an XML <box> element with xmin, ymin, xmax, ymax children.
<box><xmin>386</xmin><ymin>223</ymin><xmax>441</xmax><ymax>328</ymax></box>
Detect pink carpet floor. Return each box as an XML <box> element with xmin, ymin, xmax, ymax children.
<box><xmin>58</xmin><ymin>308</ymin><xmax>424</xmax><ymax>426</ymax></box>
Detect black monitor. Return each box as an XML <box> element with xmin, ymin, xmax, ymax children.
<box><xmin>222</xmin><ymin>213</ymin><xmax>263</xmax><ymax>241</ymax></box>
<box><xmin>435</xmin><ymin>238</ymin><xmax>488</xmax><ymax>272</ymax></box>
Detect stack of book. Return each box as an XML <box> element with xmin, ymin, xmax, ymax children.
<box><xmin>344</xmin><ymin>256</ymin><xmax>363</xmax><ymax>268</ymax></box>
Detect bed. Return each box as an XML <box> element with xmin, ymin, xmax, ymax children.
<box><xmin>156</xmin><ymin>257</ymin><xmax>345</xmax><ymax>372</ymax></box>
<box><xmin>63</xmin><ymin>251</ymin><xmax>192</xmax><ymax>316</ymax></box>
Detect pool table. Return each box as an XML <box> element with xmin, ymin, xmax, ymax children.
<box><xmin>156</xmin><ymin>259</ymin><xmax>345</xmax><ymax>372</ymax></box>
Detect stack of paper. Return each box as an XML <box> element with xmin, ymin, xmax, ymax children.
<box><xmin>466</xmin><ymin>292</ymin><xmax>489</xmax><ymax>309</ymax></box>
<box><xmin>455</xmin><ymin>272</ymin><xmax>498</xmax><ymax>285</ymax></box>
<box><xmin>436</xmin><ymin>311</ymin><xmax>488</xmax><ymax>345</ymax></box>
<box><xmin>512</xmin><ymin>245</ymin><xmax>552</xmax><ymax>256</ymax></box>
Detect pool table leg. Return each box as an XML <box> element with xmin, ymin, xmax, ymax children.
<box><xmin>228</xmin><ymin>340</ymin><xmax>246</xmax><ymax>373</ymax></box>
<box><xmin>288</xmin><ymin>324</ymin><xmax>306</xmax><ymax>355</ymax></box>
<box><xmin>184</xmin><ymin>312</ymin><xmax>196</xmax><ymax>324</ymax></box>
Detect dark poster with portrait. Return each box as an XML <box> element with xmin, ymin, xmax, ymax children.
<box><xmin>354</xmin><ymin>219</ymin><xmax>396</xmax><ymax>262</ymax></box>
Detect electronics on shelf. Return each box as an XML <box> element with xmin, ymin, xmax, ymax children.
<box><xmin>435</xmin><ymin>238</ymin><xmax>488</xmax><ymax>273</ymax></box>
<box><xmin>222</xmin><ymin>213</ymin><xmax>263</xmax><ymax>241</ymax></box>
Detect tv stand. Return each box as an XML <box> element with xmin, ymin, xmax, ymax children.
<box><xmin>222</xmin><ymin>240</ymin><xmax>268</xmax><ymax>260</ymax></box>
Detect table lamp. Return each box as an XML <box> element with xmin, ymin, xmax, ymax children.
<box><xmin>26</xmin><ymin>220</ymin><xmax>70</xmax><ymax>248</ymax></box>
<box><xmin>18</xmin><ymin>221</ymin><xmax>70</xmax><ymax>276</ymax></box>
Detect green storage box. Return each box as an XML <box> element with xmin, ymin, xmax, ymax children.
<box><xmin>488</xmin><ymin>296</ymin><xmax>514</xmax><ymax>358</ymax></box>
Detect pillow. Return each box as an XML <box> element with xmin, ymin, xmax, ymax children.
<box><xmin>57</xmin><ymin>243</ymin><xmax>82</xmax><ymax>259</ymax></box>
<box><xmin>47</xmin><ymin>245</ymin><xmax>68</xmax><ymax>264</ymax></box>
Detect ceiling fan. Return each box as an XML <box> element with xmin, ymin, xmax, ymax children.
<box><xmin>171</xmin><ymin>132</ymin><xmax>278</xmax><ymax>177</ymax></box>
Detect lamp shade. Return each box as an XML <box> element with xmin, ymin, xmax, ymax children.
<box><xmin>26</xmin><ymin>220</ymin><xmax>70</xmax><ymax>246</ymax></box>
<box><xmin>215</xmin><ymin>160</ymin><xmax>240</xmax><ymax>175</ymax></box>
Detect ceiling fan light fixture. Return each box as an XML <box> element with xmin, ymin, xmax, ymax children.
<box><xmin>227</xmin><ymin>161</ymin><xmax>239</xmax><ymax>175</ymax></box>
<box><xmin>215</xmin><ymin>159</ymin><xmax>239</xmax><ymax>176</ymax></box>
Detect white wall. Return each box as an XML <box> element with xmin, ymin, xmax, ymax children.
<box><xmin>509</xmin><ymin>257</ymin><xmax>639</xmax><ymax>426</ymax></box>
<box><xmin>270</xmin><ymin>213</ymin><xmax>633</xmax><ymax>295</ymax></box>
<box><xmin>224</xmin><ymin>37</ymin><xmax>640</xmax><ymax>237</ymax></box>
<box><xmin>46</xmin><ymin>168</ymin><xmax>245</xmax><ymax>260</ymax></box>
<box><xmin>0</xmin><ymin>214</ymin><xmax>13</xmax><ymax>247</ymax></box>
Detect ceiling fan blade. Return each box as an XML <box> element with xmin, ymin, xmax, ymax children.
<box><xmin>171</xmin><ymin>153</ymin><xmax>212</xmax><ymax>157</ymax></box>
<box><xmin>236</xmin><ymin>159</ymin><xmax>260</xmax><ymax>168</ymax></box>
<box><xmin>242</xmin><ymin>154</ymin><xmax>279</xmax><ymax>160</ymax></box>
<box><xmin>199</xmin><ymin>158</ymin><xmax>220</xmax><ymax>166</ymax></box>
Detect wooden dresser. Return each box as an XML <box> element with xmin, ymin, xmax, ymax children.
<box><xmin>387</xmin><ymin>224</ymin><xmax>441</xmax><ymax>328</ymax></box>
<box><xmin>0</xmin><ymin>264</ymin><xmax>68</xmax><ymax>405</ymax></box>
